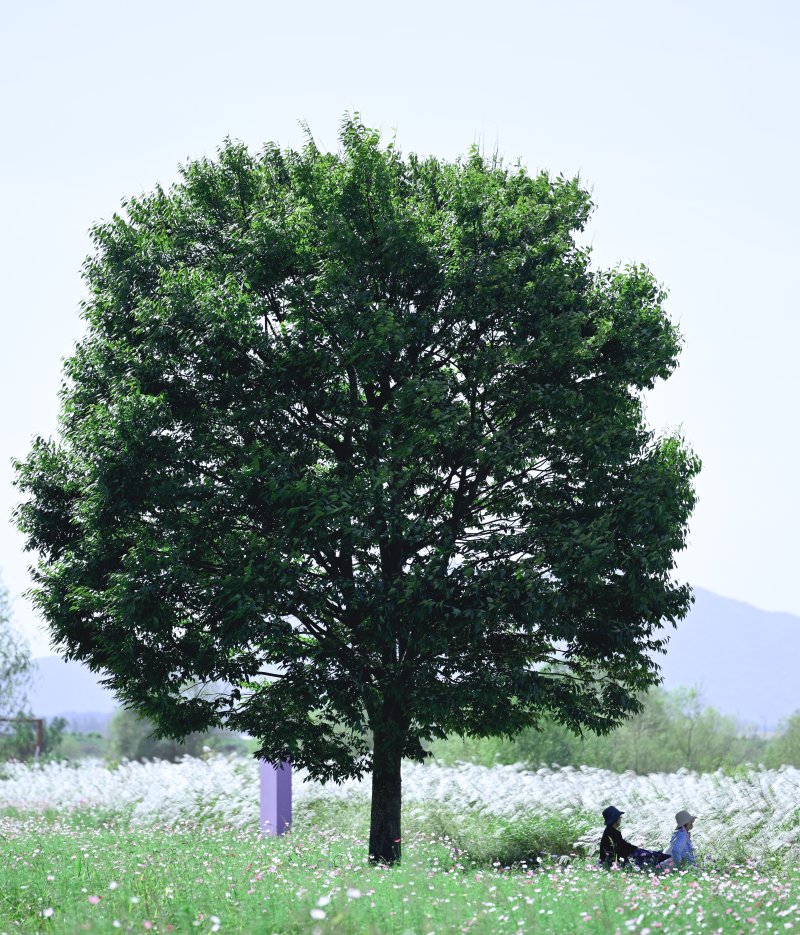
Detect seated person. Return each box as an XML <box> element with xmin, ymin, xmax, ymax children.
<box><xmin>660</xmin><ymin>810</ymin><xmax>697</xmax><ymax>867</ymax></box>
<box><xmin>599</xmin><ymin>806</ymin><xmax>670</xmax><ymax>868</ymax></box>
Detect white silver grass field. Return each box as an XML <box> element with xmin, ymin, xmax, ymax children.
<box><xmin>1</xmin><ymin>756</ymin><xmax>798</xmax><ymax>863</ymax></box>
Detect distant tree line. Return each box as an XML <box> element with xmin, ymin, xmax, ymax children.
<box><xmin>104</xmin><ymin>708</ymin><xmax>247</xmax><ymax>761</ymax></box>
<box><xmin>430</xmin><ymin>686</ymin><xmax>800</xmax><ymax>773</ymax></box>
<box><xmin>3</xmin><ymin>687</ymin><xmax>800</xmax><ymax>772</ymax></box>
<box><xmin>0</xmin><ymin>707</ymin><xmax>247</xmax><ymax>763</ymax></box>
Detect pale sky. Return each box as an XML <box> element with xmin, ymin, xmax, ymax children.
<box><xmin>1</xmin><ymin>0</ymin><xmax>798</xmax><ymax>654</ymax></box>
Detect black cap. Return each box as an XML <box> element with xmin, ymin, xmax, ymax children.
<box><xmin>602</xmin><ymin>806</ymin><xmax>624</xmax><ymax>826</ymax></box>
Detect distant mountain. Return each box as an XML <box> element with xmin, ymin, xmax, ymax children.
<box><xmin>28</xmin><ymin>588</ymin><xmax>800</xmax><ymax>730</ymax></box>
<box><xmin>657</xmin><ymin>587</ymin><xmax>800</xmax><ymax>729</ymax></box>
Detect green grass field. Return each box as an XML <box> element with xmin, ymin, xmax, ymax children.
<box><xmin>1</xmin><ymin>808</ymin><xmax>798</xmax><ymax>934</ymax></box>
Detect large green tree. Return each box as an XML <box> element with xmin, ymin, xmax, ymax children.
<box><xmin>14</xmin><ymin>118</ymin><xmax>699</xmax><ymax>862</ymax></box>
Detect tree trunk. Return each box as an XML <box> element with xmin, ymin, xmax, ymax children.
<box><xmin>368</xmin><ymin>715</ymin><xmax>404</xmax><ymax>864</ymax></box>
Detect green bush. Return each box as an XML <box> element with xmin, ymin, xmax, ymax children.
<box><xmin>411</xmin><ymin>803</ymin><xmax>596</xmax><ymax>866</ymax></box>
<box><xmin>764</xmin><ymin>711</ymin><xmax>800</xmax><ymax>768</ymax></box>
<box><xmin>57</xmin><ymin>731</ymin><xmax>107</xmax><ymax>759</ymax></box>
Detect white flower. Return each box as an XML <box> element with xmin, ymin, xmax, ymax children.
<box><xmin>42</xmin><ymin>908</ymin><xmax>54</xmax><ymax>918</ymax></box>
<box><xmin>317</xmin><ymin>895</ymin><xmax>331</xmax><ymax>907</ymax></box>
<box><xmin>347</xmin><ymin>888</ymin><xmax>362</xmax><ymax>899</ymax></box>
<box><xmin>108</xmin><ymin>881</ymin><xmax>118</xmax><ymax>890</ymax></box>
<box><xmin>310</xmin><ymin>908</ymin><xmax>326</xmax><ymax>920</ymax></box>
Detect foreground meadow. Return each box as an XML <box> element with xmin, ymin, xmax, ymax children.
<box><xmin>1</xmin><ymin>757</ymin><xmax>799</xmax><ymax>932</ymax></box>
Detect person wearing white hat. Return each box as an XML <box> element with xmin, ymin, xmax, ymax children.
<box><xmin>663</xmin><ymin>809</ymin><xmax>697</xmax><ymax>866</ymax></box>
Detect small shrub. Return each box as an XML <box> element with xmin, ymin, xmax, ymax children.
<box><xmin>412</xmin><ymin>802</ymin><xmax>596</xmax><ymax>867</ymax></box>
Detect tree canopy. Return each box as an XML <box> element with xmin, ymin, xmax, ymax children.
<box><xmin>14</xmin><ymin>117</ymin><xmax>699</xmax><ymax>861</ymax></box>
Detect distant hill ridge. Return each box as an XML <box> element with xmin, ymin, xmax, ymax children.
<box><xmin>28</xmin><ymin>588</ymin><xmax>800</xmax><ymax>728</ymax></box>
<box><xmin>656</xmin><ymin>587</ymin><xmax>800</xmax><ymax>729</ymax></box>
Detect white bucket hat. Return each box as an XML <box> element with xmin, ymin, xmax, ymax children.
<box><xmin>675</xmin><ymin>809</ymin><xmax>697</xmax><ymax>827</ymax></box>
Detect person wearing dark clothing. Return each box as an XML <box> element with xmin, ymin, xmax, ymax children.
<box><xmin>599</xmin><ymin>808</ymin><xmax>638</xmax><ymax>864</ymax></box>
<box><xmin>598</xmin><ymin>806</ymin><xmax>670</xmax><ymax>868</ymax></box>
